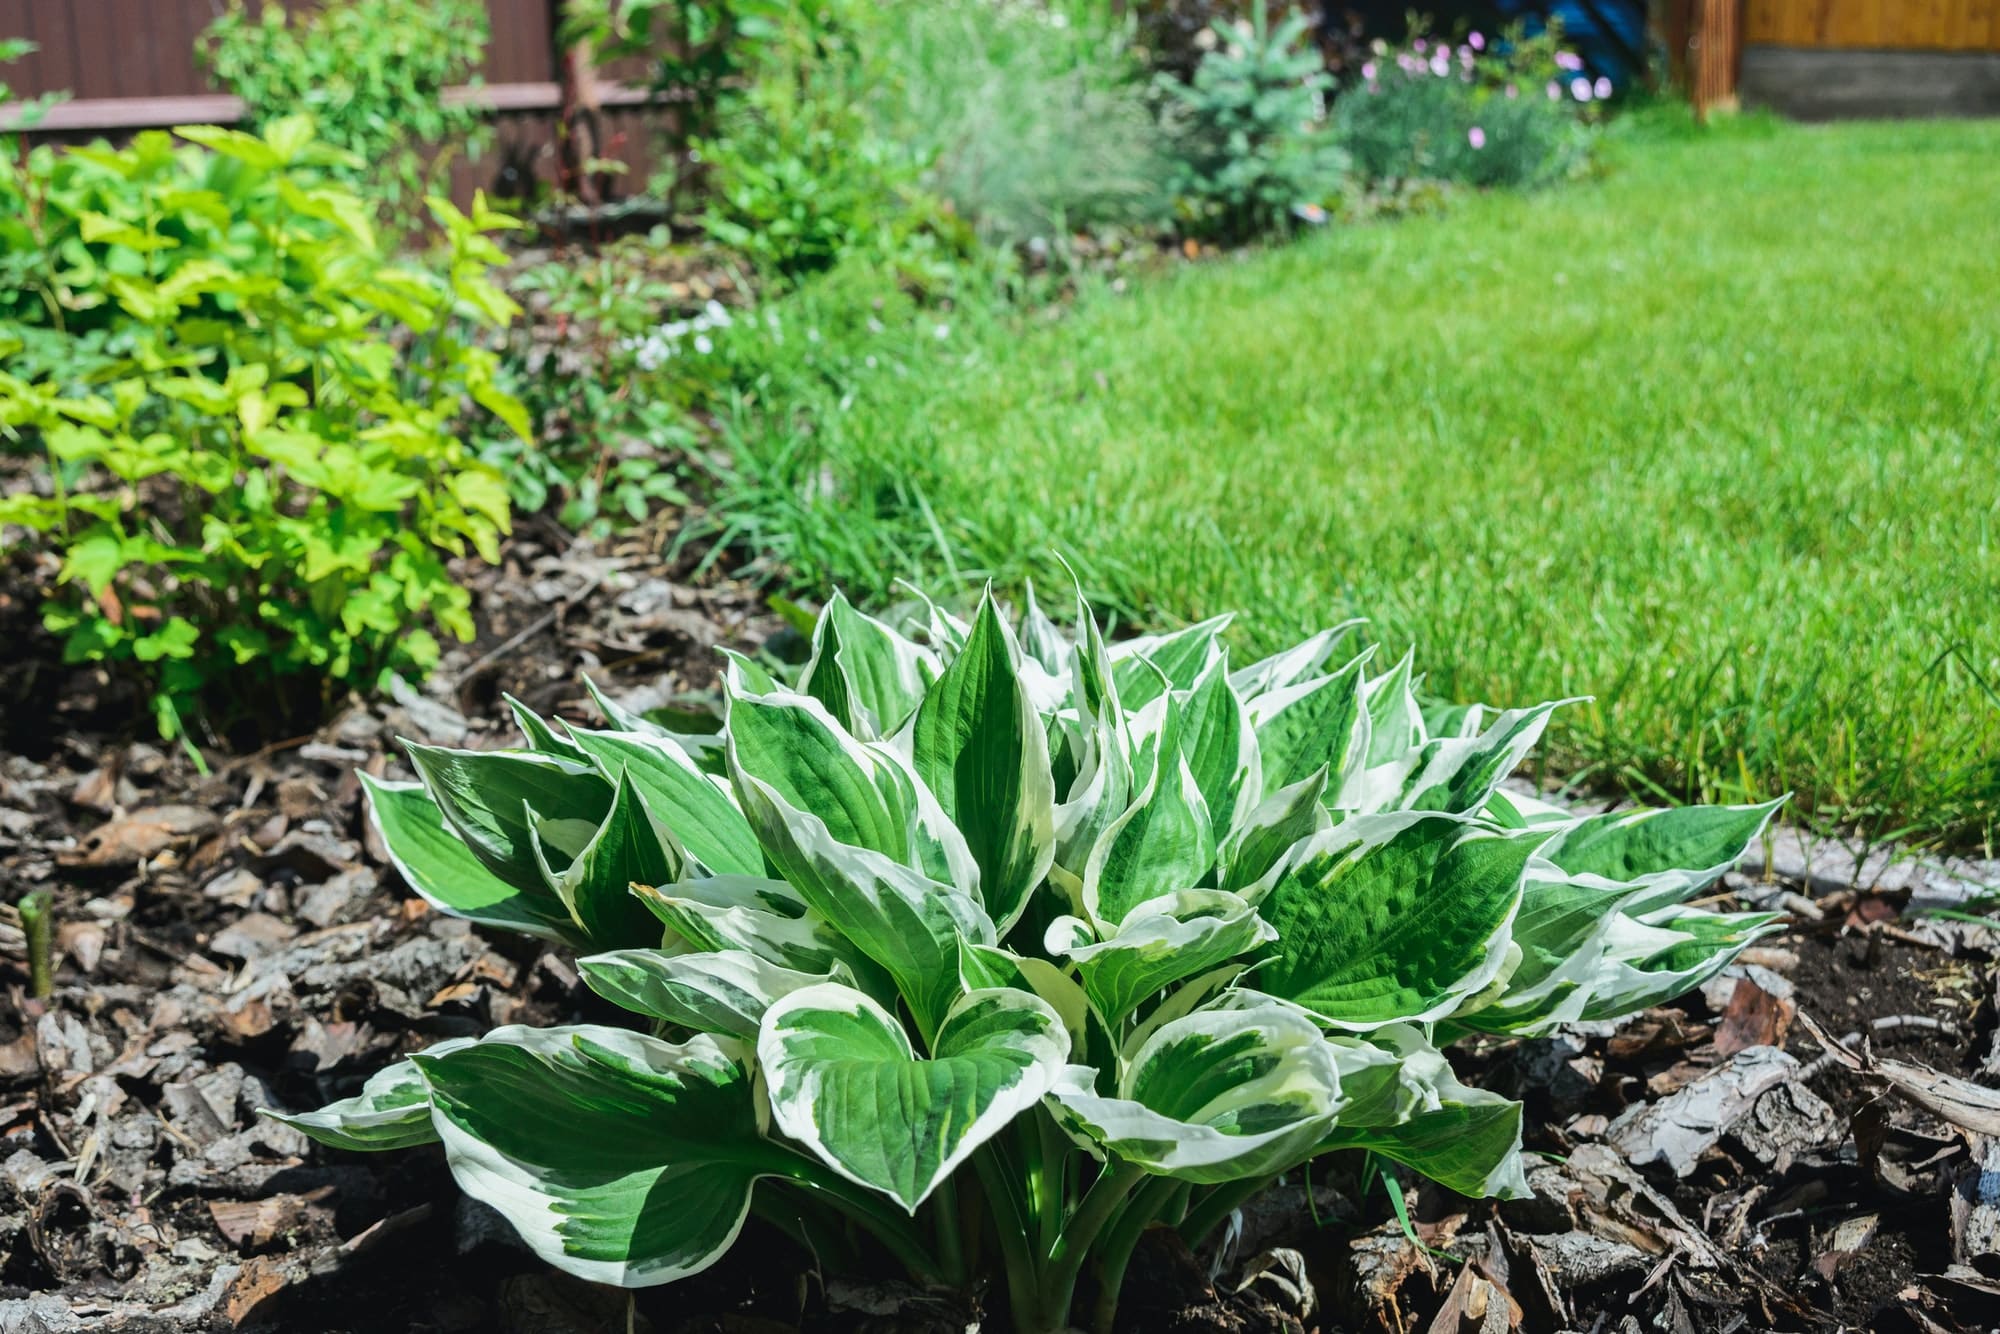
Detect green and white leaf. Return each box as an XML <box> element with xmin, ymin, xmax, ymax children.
<box><xmin>1318</xmin><ymin>1024</ymin><xmax>1528</xmax><ymax>1199</ymax></box>
<box><xmin>415</xmin><ymin>1026</ymin><xmax>790</xmax><ymax>1287</ymax></box>
<box><xmin>1257</xmin><ymin>814</ymin><xmax>1546</xmax><ymax>1029</ymax></box>
<box><xmin>580</xmin><ymin>947</ymin><xmax>838</xmax><ymax>1039</ymax></box>
<box><xmin>905</xmin><ymin>594</ymin><xmax>1056</xmax><ymax>934</ymax></box>
<box><xmin>1047</xmin><ymin>999</ymin><xmax>1342</xmax><ymax>1183</ymax></box>
<box><xmin>529</xmin><ymin>769</ymin><xmax>673</xmax><ymax>949</ymax></box>
<box><xmin>403</xmin><ymin>742</ymin><xmax>611</xmax><ymax>892</ymax></box>
<box><xmin>801</xmin><ymin>589</ymin><xmax>940</xmax><ymax>740</ymax></box>
<box><xmin>1046</xmin><ymin>890</ymin><xmax>1275</xmax><ymax>1027</ymax></box>
<box><xmin>632</xmin><ymin>875</ymin><xmax>880</xmax><ymax>983</ymax></box>
<box><xmin>760</xmin><ymin>984</ymin><xmax>1068</xmax><ymax>1212</ymax></box>
<box><xmin>565</xmin><ymin>726</ymin><xmax>763</xmax><ymax>877</ymax></box>
<box><xmin>266</xmin><ymin>1039</ymin><xmax>472</xmax><ymax>1151</ymax></box>
<box><xmin>362</xmin><ymin>776</ymin><xmax>579</xmax><ymax>944</ymax></box>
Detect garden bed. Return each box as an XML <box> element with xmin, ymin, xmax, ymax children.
<box><xmin>4</xmin><ymin>528</ymin><xmax>2000</xmax><ymax>1332</ymax></box>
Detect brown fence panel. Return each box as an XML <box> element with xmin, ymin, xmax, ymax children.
<box><xmin>0</xmin><ymin>0</ymin><xmax>684</xmax><ymax>209</ymax></box>
<box><xmin>1746</xmin><ymin>0</ymin><xmax>2000</xmax><ymax>49</ymax></box>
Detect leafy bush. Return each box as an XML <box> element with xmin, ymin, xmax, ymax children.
<box><xmin>278</xmin><ymin>585</ymin><xmax>1780</xmax><ymax>1331</ymax></box>
<box><xmin>875</xmin><ymin>0</ymin><xmax>1172</xmax><ymax>245</ymax></box>
<box><xmin>201</xmin><ymin>0</ymin><xmax>489</xmax><ymax>225</ymax></box>
<box><xmin>0</xmin><ymin>118</ymin><xmax>528</xmax><ymax>739</ymax></box>
<box><xmin>1335</xmin><ymin>27</ymin><xmax>1594</xmax><ymax>188</ymax></box>
<box><xmin>478</xmin><ymin>239</ymin><xmax>713</xmax><ymax>533</ymax></box>
<box><xmin>690</xmin><ymin>0</ymin><xmax>959</xmax><ymax>281</ymax></box>
<box><xmin>1159</xmin><ymin>0</ymin><xmax>1350</xmax><ymax>241</ymax></box>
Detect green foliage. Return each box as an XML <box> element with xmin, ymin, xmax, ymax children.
<box><xmin>1158</xmin><ymin>0</ymin><xmax>1349</xmax><ymax>241</ymax></box>
<box><xmin>703</xmin><ymin>118</ymin><xmax>2000</xmax><ymax>848</ymax></box>
<box><xmin>280</xmin><ymin>585</ymin><xmax>1778</xmax><ymax>1331</ymax></box>
<box><xmin>873</xmin><ymin>0</ymin><xmax>1172</xmax><ymax>245</ymax></box>
<box><xmin>1335</xmin><ymin>26</ymin><xmax>1593</xmax><ymax>188</ymax></box>
<box><xmin>479</xmin><ymin>238</ymin><xmax>707</xmax><ymax>534</ymax></box>
<box><xmin>200</xmin><ymin>0</ymin><xmax>489</xmax><ymax>226</ymax></box>
<box><xmin>693</xmin><ymin>1</ymin><xmax>957</xmax><ymax>282</ymax></box>
<box><xmin>0</xmin><ymin>118</ymin><xmax>528</xmax><ymax>738</ymax></box>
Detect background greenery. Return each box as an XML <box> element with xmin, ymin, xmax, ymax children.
<box><xmin>705</xmin><ymin>114</ymin><xmax>2000</xmax><ymax>849</ymax></box>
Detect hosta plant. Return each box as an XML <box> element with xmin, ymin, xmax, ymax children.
<box><xmin>274</xmin><ymin>587</ymin><xmax>1781</xmax><ymax>1333</ymax></box>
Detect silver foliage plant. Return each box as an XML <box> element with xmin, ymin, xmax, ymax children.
<box><xmin>272</xmin><ymin>586</ymin><xmax>1781</xmax><ymax>1334</ymax></box>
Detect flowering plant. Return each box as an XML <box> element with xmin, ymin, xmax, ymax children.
<box><xmin>1336</xmin><ymin>23</ymin><xmax>1595</xmax><ymax>189</ymax></box>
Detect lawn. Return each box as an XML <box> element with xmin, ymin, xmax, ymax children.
<box><xmin>724</xmin><ymin>115</ymin><xmax>2000</xmax><ymax>849</ymax></box>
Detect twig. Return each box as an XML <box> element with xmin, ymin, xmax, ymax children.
<box><xmin>1799</xmin><ymin>1014</ymin><xmax>1957</xmax><ymax>1079</ymax></box>
<box><xmin>458</xmin><ymin>571</ymin><xmax>607</xmax><ymax>682</ymax></box>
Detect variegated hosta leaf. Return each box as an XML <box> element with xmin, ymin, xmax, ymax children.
<box><xmin>403</xmin><ymin>742</ymin><xmax>611</xmax><ymax>892</ymax></box>
<box><xmin>265</xmin><ymin>1039</ymin><xmax>473</xmax><ymax>1151</ymax></box>
<box><xmin>415</xmin><ymin>1026</ymin><xmax>788</xmax><ymax>1287</ymax></box>
<box><xmin>733</xmin><ymin>765</ymin><xmax>993</xmax><ymax>1040</ymax></box>
<box><xmin>906</xmin><ymin>594</ymin><xmax>1056</xmax><ymax>934</ymax></box>
<box><xmin>508</xmin><ymin>694</ymin><xmax>591</xmax><ymax>763</ymax></box>
<box><xmin>1046</xmin><ymin>890</ymin><xmax>1275</xmax><ymax>1027</ymax></box>
<box><xmin>1319</xmin><ymin>1025</ymin><xmax>1528</xmax><ymax>1199</ymax></box>
<box><xmin>1110</xmin><ymin>614</ymin><xmax>1232</xmax><ymax>711</ymax></box>
<box><xmin>1397</xmin><ymin>700</ymin><xmax>1567</xmax><ymax>816</ymax></box>
<box><xmin>564</xmin><ymin>726</ymin><xmax>764</xmax><ymax>877</ymax></box>
<box><xmin>1451</xmin><ymin>798</ymin><xmax>1785</xmax><ymax>1036</ymax></box>
<box><xmin>1080</xmin><ymin>703</ymin><xmax>1216</xmax><ymax>929</ymax></box>
<box><xmin>1046</xmin><ymin>999</ymin><xmax>1341</xmax><ymax>1183</ymax></box>
<box><xmin>1218</xmin><ymin>766</ymin><xmax>1329</xmax><ymax>899</ymax></box>
<box><xmin>1228</xmin><ymin>621</ymin><xmax>1364</xmax><ymax>700</ymax></box>
<box><xmin>362</xmin><ymin>776</ymin><xmax>581</xmax><ymax>944</ymax></box>
<box><xmin>633</xmin><ymin>875</ymin><xmax>882</xmax><ymax>985</ymax></box>
<box><xmin>528</xmin><ymin>770</ymin><xmax>672</xmax><ymax>949</ymax></box>
<box><xmin>801</xmin><ymin>590</ymin><xmax>940</xmax><ymax>740</ymax></box>
<box><xmin>1541</xmin><ymin>798</ymin><xmax>1785</xmax><ymax>917</ymax></box>
<box><xmin>1178</xmin><ymin>649</ymin><xmax>1261</xmax><ymax>842</ymax></box>
<box><xmin>1249</xmin><ymin>649</ymin><xmax>1371</xmax><ymax>795</ymax></box>
<box><xmin>759</xmin><ymin>984</ymin><xmax>1069</xmax><ymax>1212</ymax></box>
<box><xmin>727</xmin><ymin>680</ymin><xmax>979</xmax><ymax>892</ymax></box>
<box><xmin>580</xmin><ymin>947</ymin><xmax>838</xmax><ymax>1039</ymax></box>
<box><xmin>1257</xmin><ymin>814</ymin><xmax>1547</xmax><ymax>1028</ymax></box>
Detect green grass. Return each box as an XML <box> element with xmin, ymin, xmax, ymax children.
<box><xmin>718</xmin><ymin>115</ymin><xmax>2000</xmax><ymax>849</ymax></box>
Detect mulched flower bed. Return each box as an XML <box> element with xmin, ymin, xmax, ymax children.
<box><xmin>3</xmin><ymin>527</ymin><xmax>1999</xmax><ymax>1333</ymax></box>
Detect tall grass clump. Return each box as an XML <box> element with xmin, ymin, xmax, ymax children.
<box><xmin>874</xmin><ymin>0</ymin><xmax>1172</xmax><ymax>244</ymax></box>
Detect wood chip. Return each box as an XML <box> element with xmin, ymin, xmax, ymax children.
<box><xmin>1799</xmin><ymin>1010</ymin><xmax>2000</xmax><ymax>1136</ymax></box>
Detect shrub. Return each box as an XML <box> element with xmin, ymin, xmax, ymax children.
<box><xmin>276</xmin><ymin>585</ymin><xmax>1780</xmax><ymax>1332</ymax></box>
<box><xmin>1335</xmin><ymin>26</ymin><xmax>1594</xmax><ymax>189</ymax></box>
<box><xmin>1159</xmin><ymin>0</ymin><xmax>1350</xmax><ymax>241</ymax></box>
<box><xmin>875</xmin><ymin>0</ymin><xmax>1172</xmax><ymax>245</ymax></box>
<box><xmin>0</xmin><ymin>118</ymin><xmax>528</xmax><ymax>741</ymax></box>
<box><xmin>477</xmin><ymin>238</ymin><xmax>710</xmax><ymax>533</ymax></box>
<box><xmin>200</xmin><ymin>0</ymin><xmax>489</xmax><ymax>226</ymax></box>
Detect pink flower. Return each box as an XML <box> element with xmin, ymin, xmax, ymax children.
<box><xmin>1505</xmin><ymin>82</ymin><xmax>1519</xmax><ymax>98</ymax></box>
<box><xmin>1594</xmin><ymin>75</ymin><xmax>1613</xmax><ymax>99</ymax></box>
<box><xmin>1571</xmin><ymin>76</ymin><xmax>1593</xmax><ymax>101</ymax></box>
<box><xmin>1414</xmin><ymin>37</ymin><xmax>1427</xmax><ymax>53</ymax></box>
<box><xmin>1547</xmin><ymin>80</ymin><xmax>1561</xmax><ymax>99</ymax></box>
<box><xmin>1469</xmin><ymin>31</ymin><xmax>1486</xmax><ymax>50</ymax></box>
<box><xmin>1430</xmin><ymin>50</ymin><xmax>1450</xmax><ymax>76</ymax></box>
<box><xmin>1555</xmin><ymin>51</ymin><xmax>1584</xmax><ymax>71</ymax></box>
<box><xmin>1468</xmin><ymin>126</ymin><xmax>1486</xmax><ymax>149</ymax></box>
<box><xmin>1361</xmin><ymin>60</ymin><xmax>1377</xmax><ymax>80</ymax></box>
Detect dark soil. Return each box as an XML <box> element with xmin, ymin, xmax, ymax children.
<box><xmin>4</xmin><ymin>525</ymin><xmax>1999</xmax><ymax>1332</ymax></box>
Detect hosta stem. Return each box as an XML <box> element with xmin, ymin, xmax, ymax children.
<box><xmin>971</xmin><ymin>1145</ymin><xmax>1048</xmax><ymax>1332</ymax></box>
<box><xmin>1091</xmin><ymin>1176</ymin><xmax>1185</xmax><ymax>1334</ymax></box>
<box><xmin>1037</xmin><ymin>1161</ymin><xmax>1147</xmax><ymax>1327</ymax></box>
<box><xmin>1177</xmin><ymin>1173</ymin><xmax>1276</xmax><ymax>1251</ymax></box>
<box><xmin>932</xmin><ymin>1175</ymin><xmax>966</xmax><ymax>1287</ymax></box>
<box><xmin>780</xmin><ymin>1164</ymin><xmax>941</xmax><ymax>1282</ymax></box>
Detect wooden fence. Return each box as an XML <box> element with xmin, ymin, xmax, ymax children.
<box><xmin>1745</xmin><ymin>0</ymin><xmax>1999</xmax><ymax>50</ymax></box>
<box><xmin>0</xmin><ymin>0</ymin><xmax>673</xmax><ymax>206</ymax></box>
